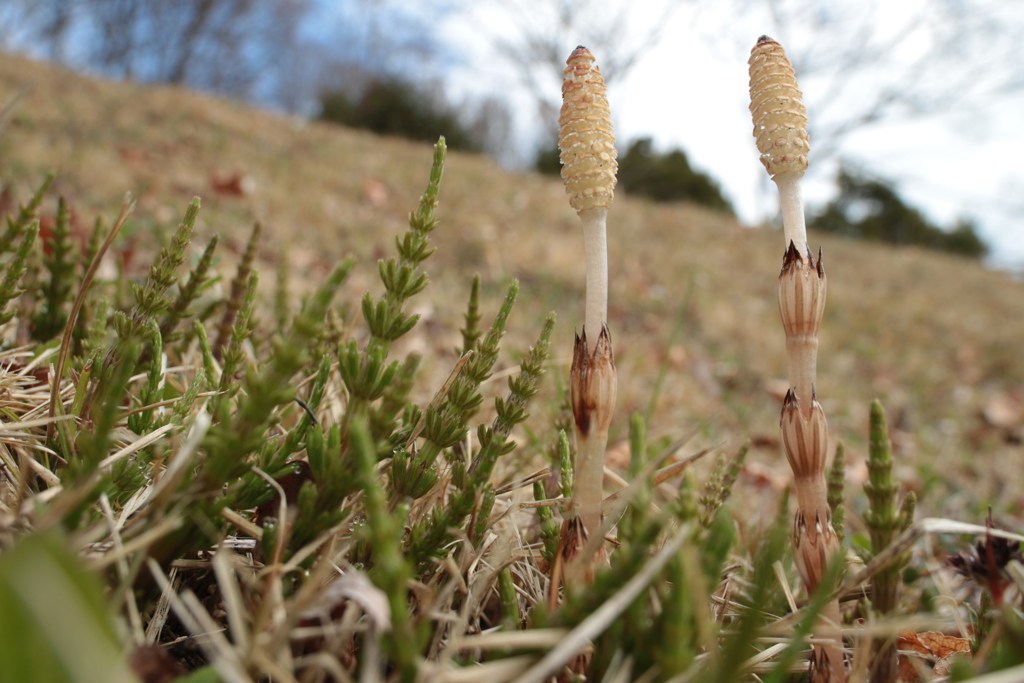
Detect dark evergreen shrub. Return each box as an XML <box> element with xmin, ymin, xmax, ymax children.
<box><xmin>811</xmin><ymin>168</ymin><xmax>987</xmax><ymax>258</ymax></box>
<box><xmin>319</xmin><ymin>78</ymin><xmax>480</xmax><ymax>152</ymax></box>
<box><xmin>536</xmin><ymin>137</ymin><xmax>733</xmax><ymax>215</ymax></box>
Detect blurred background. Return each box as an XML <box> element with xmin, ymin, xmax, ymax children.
<box><xmin>1</xmin><ymin>0</ymin><xmax>1022</xmax><ymax>269</ymax></box>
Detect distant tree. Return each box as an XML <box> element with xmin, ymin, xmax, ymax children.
<box><xmin>537</xmin><ymin>137</ymin><xmax>733</xmax><ymax>214</ymax></box>
<box><xmin>707</xmin><ymin>0</ymin><xmax>1024</xmax><ymax>165</ymax></box>
<box><xmin>811</xmin><ymin>169</ymin><xmax>987</xmax><ymax>258</ymax></box>
<box><xmin>461</xmin><ymin>96</ymin><xmax>516</xmax><ymax>163</ymax></box>
<box><xmin>319</xmin><ymin>79</ymin><xmax>481</xmax><ymax>152</ymax></box>
<box><xmin>944</xmin><ymin>219</ymin><xmax>989</xmax><ymax>259</ymax></box>
<box><xmin>617</xmin><ymin>138</ymin><xmax>733</xmax><ymax>214</ymax></box>
<box><xmin>458</xmin><ymin>0</ymin><xmax>686</xmax><ymax>164</ymax></box>
<box><xmin>534</xmin><ymin>146</ymin><xmax>562</xmax><ymax>176</ymax></box>
<box><xmin>1</xmin><ymin>0</ymin><xmax>309</xmax><ymax>103</ymax></box>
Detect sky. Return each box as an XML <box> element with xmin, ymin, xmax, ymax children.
<box><xmin>439</xmin><ymin>0</ymin><xmax>1024</xmax><ymax>271</ymax></box>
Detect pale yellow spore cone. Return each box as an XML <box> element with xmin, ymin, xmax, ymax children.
<box><xmin>559</xmin><ymin>46</ymin><xmax>618</xmax><ymax>214</ymax></box>
<box><xmin>748</xmin><ymin>36</ymin><xmax>809</xmax><ymax>179</ymax></box>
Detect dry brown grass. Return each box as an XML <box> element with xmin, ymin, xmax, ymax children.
<box><xmin>2</xmin><ymin>52</ymin><xmax>1022</xmax><ymax>529</ymax></box>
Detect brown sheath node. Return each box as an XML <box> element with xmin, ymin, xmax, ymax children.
<box><xmin>779</xmin><ymin>243</ymin><xmax>826</xmax><ymax>337</ymax></box>
<box><xmin>780</xmin><ymin>389</ymin><xmax>828</xmax><ymax>478</ymax></box>
<box><xmin>809</xmin><ymin>643</ymin><xmax>847</xmax><ymax>683</ymax></box>
<box><xmin>793</xmin><ymin>506</ymin><xmax>840</xmax><ymax>593</ymax></box>
<box><xmin>549</xmin><ymin>515</ymin><xmax>590</xmax><ymax>610</ymax></box>
<box><xmin>570</xmin><ymin>324</ymin><xmax>617</xmax><ymax>439</ymax></box>
<box><xmin>780</xmin><ymin>241</ymin><xmax>824</xmax><ymax>277</ymax></box>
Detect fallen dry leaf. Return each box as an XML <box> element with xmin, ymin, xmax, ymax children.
<box><xmin>361</xmin><ymin>176</ymin><xmax>391</xmax><ymax>206</ymax></box>
<box><xmin>603</xmin><ymin>439</ymin><xmax>631</xmax><ymax>472</ymax></box>
<box><xmin>740</xmin><ymin>460</ymin><xmax>787</xmax><ymax>491</ymax></box>
<box><xmin>982</xmin><ymin>391</ymin><xmax>1023</xmax><ymax>429</ymax></box>
<box><xmin>129</xmin><ymin>644</ymin><xmax>186</xmax><ymax>683</ymax></box>
<box><xmin>896</xmin><ymin>630</ymin><xmax>971</xmax><ymax>682</ymax></box>
<box><xmin>210</xmin><ymin>171</ymin><xmax>256</xmax><ymax>197</ymax></box>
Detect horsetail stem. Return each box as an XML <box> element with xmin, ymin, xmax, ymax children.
<box><xmin>749</xmin><ymin>35</ymin><xmax>811</xmax><ymax>255</ymax></box>
<box><xmin>558</xmin><ymin>46</ymin><xmax>619</xmax><ymax>556</ymax></box>
<box><xmin>750</xmin><ymin>35</ymin><xmax>846</xmax><ymax>683</ymax></box>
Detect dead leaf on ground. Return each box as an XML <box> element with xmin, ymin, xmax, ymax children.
<box><xmin>129</xmin><ymin>644</ymin><xmax>186</xmax><ymax>683</ymax></box>
<box><xmin>896</xmin><ymin>630</ymin><xmax>971</xmax><ymax>681</ymax></box>
<box><xmin>210</xmin><ymin>171</ymin><xmax>256</xmax><ymax>197</ymax></box>
<box><xmin>118</xmin><ymin>145</ymin><xmax>149</xmax><ymax>164</ymax></box>
<box><xmin>361</xmin><ymin>176</ymin><xmax>391</xmax><ymax>206</ymax></box>
<box><xmin>763</xmin><ymin>378</ymin><xmax>789</xmax><ymax>402</ymax></box>
<box><xmin>982</xmin><ymin>391</ymin><xmax>1023</xmax><ymax>429</ymax></box>
<box><xmin>604</xmin><ymin>439</ymin><xmax>631</xmax><ymax>472</ymax></box>
<box><xmin>740</xmin><ymin>461</ymin><xmax>787</xmax><ymax>491</ymax></box>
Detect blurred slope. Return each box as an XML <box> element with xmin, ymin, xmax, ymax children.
<box><xmin>1</xmin><ymin>52</ymin><xmax>1022</xmax><ymax>520</ymax></box>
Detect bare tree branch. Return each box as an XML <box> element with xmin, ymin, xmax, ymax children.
<box><xmin>462</xmin><ymin>0</ymin><xmax>689</xmax><ymax>142</ymax></box>
<box><xmin>702</xmin><ymin>0</ymin><xmax>1024</xmax><ymax>165</ymax></box>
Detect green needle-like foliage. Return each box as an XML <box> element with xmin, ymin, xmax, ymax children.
<box><xmin>361</xmin><ymin>139</ymin><xmax>446</xmax><ymax>357</ymax></box>
<box><xmin>169</xmin><ymin>367</ymin><xmax>206</xmax><ymax>427</ymax></box>
<box><xmin>828</xmin><ymin>442</ymin><xmax>847</xmax><ymax>545</ymax></box>
<box><xmin>193</xmin><ymin>319</ymin><xmax>216</xmax><ymax>388</ymax></box>
<box><xmin>0</xmin><ymin>221</ymin><xmax>39</xmax><ymax>325</ymax></box>
<box><xmin>656</xmin><ymin>554</ymin><xmax>700</xmax><ymax>675</ymax></box>
<box><xmin>557</xmin><ymin>429</ymin><xmax>574</xmax><ymax>501</ymax></box>
<box><xmin>430</xmin><ymin>280</ymin><xmax>519</xmax><ymax>435</ymax></box>
<box><xmin>699</xmin><ymin>443</ymin><xmax>748</xmax><ymax>529</ymax></box>
<box><xmin>864</xmin><ymin>399</ymin><xmax>915</xmax><ymax>683</ymax></box>
<box><xmin>371</xmin><ymin>352</ymin><xmax>421</xmax><ymax>442</ymax></box>
<box><xmin>459</xmin><ymin>273</ymin><xmax>482</xmax><ymax>354</ymax></box>
<box><xmin>214</xmin><ymin>223</ymin><xmax>259</xmax><ymax>357</ymax></box>
<box><xmin>339</xmin><ymin>340</ymin><xmax>399</xmax><ymax>406</ymax></box>
<box><xmin>33</xmin><ymin>196</ymin><xmax>78</xmax><ymax>341</ymax></box>
<box><xmin>674</xmin><ymin>469</ymin><xmax>700</xmax><ymax>524</ymax></box>
<box><xmin>96</xmin><ymin>198</ymin><xmax>199</xmax><ymax>405</ymax></box>
<box><xmin>67</xmin><ymin>340</ymin><xmax>142</xmax><ymax>487</ymax></box>
<box><xmin>345</xmin><ymin>138</ymin><xmax>447</xmax><ymax>483</ymax></box>
<box><xmin>351</xmin><ymin>417</ymin><xmax>420</xmax><ymax>682</ymax></box>
<box><xmin>274</xmin><ymin>353</ymin><xmax>333</xmax><ymax>463</ymax></box>
<box><xmin>555</xmin><ymin>508</ymin><xmax>663</xmax><ymax>668</ymax></box>
<box><xmin>0</xmin><ymin>173</ymin><xmax>52</xmax><ymax>254</ymax></box>
<box><xmin>714</xmin><ymin>521</ymin><xmax>790</xmax><ymax>683</ymax></box>
<box><xmin>74</xmin><ymin>296</ymin><xmax>109</xmax><ymax>370</ymax></box>
<box><xmin>394</xmin><ymin>280</ymin><xmax>519</xmax><ymax>501</ymax></box>
<box><xmin>127</xmin><ymin>321</ymin><xmax>164</xmax><ymax>435</ymax></box>
<box><xmin>159</xmin><ymin>233</ymin><xmax>219</xmax><ymax>347</ymax></box>
<box><xmin>534</xmin><ymin>480</ymin><xmax>560</xmax><ymax>565</ymax></box>
<box><xmin>471</xmin><ymin>310</ymin><xmax>554</xmax><ymax>481</ymax></box>
<box><xmin>126</xmin><ymin>199</ymin><xmax>199</xmax><ymax>336</ymax></box>
<box><xmin>542</xmin><ymin>395</ymin><xmax>575</xmax><ymax>495</ymax></box>
<box><xmin>499</xmin><ymin>566</ymin><xmax>521</xmax><ymax>629</ymax></box>
<box><xmin>201</xmin><ymin>257</ymin><xmax>352</xmax><ymax>490</ymax></box>
<box><xmin>288</xmin><ymin>422</ymin><xmax>357</xmax><ymax>552</ymax></box>
<box><xmin>408</xmin><ymin>307</ymin><xmax>553</xmax><ymax>567</ymax></box>
<box><xmin>865</xmin><ymin>400</ymin><xmax>902</xmax><ymax>575</ymax></box>
<box><xmin>213</xmin><ymin>270</ymin><xmax>259</xmax><ymax>411</ymax></box>
<box><xmin>619</xmin><ymin>411</ymin><xmax>650</xmax><ymax>541</ymax></box>
<box><xmin>70</xmin><ymin>217</ymin><xmax>107</xmax><ymax>355</ymax></box>
<box><xmin>654</xmin><ymin>513</ymin><xmax>733</xmax><ymax>680</ymax></box>
<box><xmin>273</xmin><ymin>245</ymin><xmax>290</xmax><ymax>333</ymax></box>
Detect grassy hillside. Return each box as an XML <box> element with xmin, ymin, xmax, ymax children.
<box><xmin>2</xmin><ymin>50</ymin><xmax>1024</xmax><ymax>682</ymax></box>
<box><xmin>5</xmin><ymin>53</ymin><xmax>1019</xmax><ymax>523</ymax></box>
